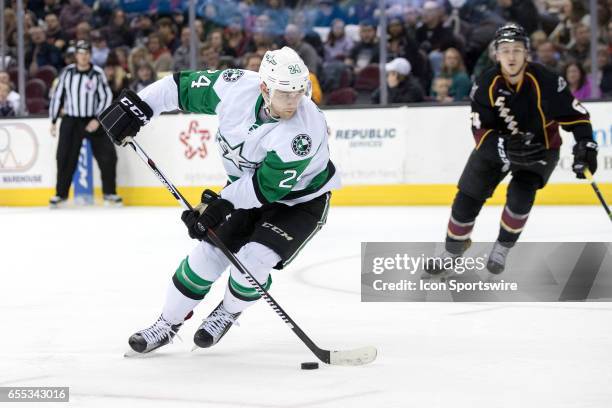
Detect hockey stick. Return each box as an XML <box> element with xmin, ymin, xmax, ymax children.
<box><xmin>126</xmin><ymin>139</ymin><xmax>377</xmax><ymax>366</ymax></box>
<box><xmin>583</xmin><ymin>169</ymin><xmax>612</xmax><ymax>222</ymax></box>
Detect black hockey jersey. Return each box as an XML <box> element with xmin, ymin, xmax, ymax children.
<box><xmin>470</xmin><ymin>62</ymin><xmax>592</xmax><ymax>151</ymax></box>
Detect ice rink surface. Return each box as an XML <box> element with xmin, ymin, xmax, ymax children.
<box><xmin>1</xmin><ymin>205</ymin><xmax>611</xmax><ymax>408</ymax></box>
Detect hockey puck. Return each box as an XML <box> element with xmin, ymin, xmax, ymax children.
<box><xmin>301</xmin><ymin>362</ymin><xmax>319</xmax><ymax>370</ymax></box>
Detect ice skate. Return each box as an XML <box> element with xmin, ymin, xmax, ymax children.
<box><xmin>423</xmin><ymin>239</ymin><xmax>472</xmax><ymax>279</ymax></box>
<box><xmin>193</xmin><ymin>302</ymin><xmax>241</xmax><ymax>350</ymax></box>
<box><xmin>126</xmin><ymin>315</ymin><xmax>183</xmax><ymax>356</ymax></box>
<box><xmin>486</xmin><ymin>241</ymin><xmax>511</xmax><ymax>274</ymax></box>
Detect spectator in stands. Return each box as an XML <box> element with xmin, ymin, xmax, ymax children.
<box><xmin>403</xmin><ymin>6</ymin><xmax>420</xmax><ymax>40</ymax></box>
<box><xmin>496</xmin><ymin>0</ymin><xmax>539</xmax><ymax>35</ymax></box>
<box><xmin>43</xmin><ymin>0</ymin><xmax>63</xmax><ymax>17</ymax></box>
<box><xmin>130</xmin><ymin>62</ymin><xmax>156</xmax><ymax>93</ymax></box>
<box><xmin>171</xmin><ymin>10</ymin><xmax>185</xmax><ymax>31</ymax></box>
<box><xmin>346</xmin><ymin>19</ymin><xmax>379</xmax><ymax>73</ymax></box>
<box><xmin>284</xmin><ymin>24</ymin><xmax>321</xmax><ymax>74</ymax></box>
<box><xmin>208</xmin><ymin>29</ymin><xmax>235</xmax><ymax>58</ymax></box>
<box><xmin>103</xmin><ymin>55</ymin><xmax>129</xmax><ymax>99</ymax></box>
<box><xmin>431</xmin><ymin>77</ymin><xmax>454</xmax><ymax>103</ymax></box>
<box><xmin>200</xmin><ymin>43</ymin><xmax>221</xmax><ymax>70</ymax></box>
<box><xmin>530</xmin><ymin>30</ymin><xmax>548</xmax><ymax>54</ymax></box>
<box><xmin>438</xmin><ymin>47</ymin><xmax>471</xmax><ymax>101</ymax></box>
<box><xmin>324</xmin><ymin>19</ymin><xmax>353</xmax><ymax>63</ymax></box>
<box><xmin>345</xmin><ymin>0</ymin><xmax>377</xmax><ymax>25</ymax></box>
<box><xmin>549</xmin><ymin>0</ymin><xmax>590</xmax><ymax>49</ymax></box>
<box><xmin>132</xmin><ymin>15</ymin><xmax>155</xmax><ymax>48</ymax></box>
<box><xmin>472</xmin><ymin>41</ymin><xmax>497</xmax><ymax>79</ymax></box>
<box><xmin>45</xmin><ymin>13</ymin><xmax>66</xmax><ymax>51</ymax></box>
<box><xmin>263</xmin><ymin>0</ymin><xmax>290</xmax><ymax>36</ymax></box>
<box><xmin>113</xmin><ymin>46</ymin><xmax>130</xmax><ymax>72</ymax></box>
<box><xmin>313</xmin><ymin>0</ymin><xmax>348</xmax><ymax>27</ymax></box>
<box><xmin>26</xmin><ymin>26</ymin><xmax>63</xmax><ymax>75</ymax></box>
<box><xmin>371</xmin><ymin>57</ymin><xmax>425</xmax><ymax>104</ymax></box>
<box><xmin>594</xmin><ymin>42</ymin><xmax>612</xmax><ymax>96</ymax></box>
<box><xmin>243</xmin><ymin>23</ymin><xmax>278</xmax><ymax>56</ymax></box>
<box><xmin>564</xmin><ymin>61</ymin><xmax>599</xmax><ymax>99</ymax></box>
<box><xmin>156</xmin><ymin>17</ymin><xmax>179</xmax><ymax>53</ymax></box>
<box><xmin>59</xmin><ymin>0</ymin><xmax>92</xmax><ymax>39</ymax></box>
<box><xmin>147</xmin><ymin>33</ymin><xmax>173</xmax><ymax>73</ymax></box>
<box><xmin>225</xmin><ymin>24</ymin><xmax>249</xmax><ymax>58</ymax></box>
<box><xmin>242</xmin><ymin>53</ymin><xmax>262</xmax><ymax>71</ymax></box>
<box><xmin>568</xmin><ymin>24</ymin><xmax>591</xmax><ymax>65</ymax></box>
<box><xmin>173</xmin><ymin>27</ymin><xmax>199</xmax><ymax>71</ymax></box>
<box><xmin>199</xmin><ymin>4</ymin><xmax>225</xmax><ymax>40</ymax></box>
<box><xmin>103</xmin><ymin>10</ymin><xmax>134</xmax><ymax>49</ymax></box>
<box><xmin>416</xmin><ymin>1</ymin><xmax>462</xmax><ymax>76</ymax></box>
<box><xmin>387</xmin><ymin>17</ymin><xmax>410</xmax><ymax>60</ymax></box>
<box><xmin>387</xmin><ymin>16</ymin><xmax>431</xmax><ymax>92</ymax></box>
<box><xmin>91</xmin><ymin>31</ymin><xmax>110</xmax><ymax>67</ymax></box>
<box><xmin>3</xmin><ymin>8</ymin><xmax>17</xmax><ymax>48</ymax></box>
<box><xmin>0</xmin><ymin>83</ymin><xmax>16</xmax><ymax>117</ymax></box>
<box><xmin>0</xmin><ymin>71</ymin><xmax>20</xmax><ymax>113</ymax></box>
<box><xmin>128</xmin><ymin>46</ymin><xmax>152</xmax><ymax>76</ymax></box>
<box><xmin>535</xmin><ymin>40</ymin><xmax>561</xmax><ymax>73</ymax></box>
<box><xmin>75</xmin><ymin>22</ymin><xmax>91</xmax><ymax>43</ymax></box>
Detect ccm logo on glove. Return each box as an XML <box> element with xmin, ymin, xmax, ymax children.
<box><xmin>120</xmin><ymin>97</ymin><xmax>150</xmax><ymax>126</ymax></box>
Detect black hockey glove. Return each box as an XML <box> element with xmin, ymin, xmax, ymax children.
<box><xmin>503</xmin><ymin>132</ymin><xmax>546</xmax><ymax>167</ymax></box>
<box><xmin>572</xmin><ymin>140</ymin><xmax>598</xmax><ymax>179</ymax></box>
<box><xmin>98</xmin><ymin>89</ymin><xmax>153</xmax><ymax>146</ymax></box>
<box><xmin>181</xmin><ymin>189</ymin><xmax>234</xmax><ymax>240</ymax></box>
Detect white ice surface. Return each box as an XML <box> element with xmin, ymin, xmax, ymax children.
<box><xmin>1</xmin><ymin>205</ymin><xmax>611</xmax><ymax>408</ymax></box>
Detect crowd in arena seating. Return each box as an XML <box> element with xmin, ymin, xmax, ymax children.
<box><xmin>0</xmin><ymin>0</ymin><xmax>611</xmax><ymax>115</ymax></box>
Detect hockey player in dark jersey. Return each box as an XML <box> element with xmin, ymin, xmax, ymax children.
<box><xmin>429</xmin><ymin>23</ymin><xmax>598</xmax><ymax>274</ymax></box>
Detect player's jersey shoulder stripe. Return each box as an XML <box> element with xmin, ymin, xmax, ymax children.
<box><xmin>488</xmin><ymin>75</ymin><xmax>502</xmax><ymax>107</ymax></box>
<box><xmin>525</xmin><ymin>72</ymin><xmax>549</xmax><ymax>149</ymax></box>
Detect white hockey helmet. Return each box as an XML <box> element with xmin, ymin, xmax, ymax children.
<box><xmin>259</xmin><ymin>46</ymin><xmax>311</xmax><ymax>98</ymax></box>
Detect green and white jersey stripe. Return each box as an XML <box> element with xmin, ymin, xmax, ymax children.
<box><xmin>139</xmin><ymin>69</ymin><xmax>340</xmax><ymax>209</ymax></box>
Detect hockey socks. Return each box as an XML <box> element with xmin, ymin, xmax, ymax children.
<box><xmin>163</xmin><ymin>257</ymin><xmax>214</xmax><ymax>324</ymax></box>
<box><xmin>222</xmin><ymin>242</ymin><xmax>280</xmax><ymax>314</ymax></box>
<box><xmin>497</xmin><ymin>206</ymin><xmax>530</xmax><ymax>245</ymax></box>
<box><xmin>223</xmin><ymin>275</ymin><xmax>273</xmax><ymax>314</ymax></box>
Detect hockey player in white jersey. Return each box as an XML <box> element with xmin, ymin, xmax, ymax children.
<box><xmin>98</xmin><ymin>47</ymin><xmax>340</xmax><ymax>354</ymax></box>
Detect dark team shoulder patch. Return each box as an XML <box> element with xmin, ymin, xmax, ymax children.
<box><xmin>222</xmin><ymin>69</ymin><xmax>244</xmax><ymax>82</ymax></box>
<box><xmin>291</xmin><ymin>134</ymin><xmax>312</xmax><ymax>157</ymax></box>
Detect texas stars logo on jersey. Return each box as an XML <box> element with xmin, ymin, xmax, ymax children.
<box><xmin>216</xmin><ymin>131</ymin><xmax>259</xmax><ymax>171</ymax></box>
<box><xmin>223</xmin><ymin>69</ymin><xmax>244</xmax><ymax>83</ymax></box>
<box><xmin>291</xmin><ymin>134</ymin><xmax>312</xmax><ymax>157</ymax></box>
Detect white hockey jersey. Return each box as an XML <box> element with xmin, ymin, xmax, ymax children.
<box><xmin>138</xmin><ymin>69</ymin><xmax>340</xmax><ymax>209</ymax></box>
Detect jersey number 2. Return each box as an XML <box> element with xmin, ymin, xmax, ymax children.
<box><xmin>279</xmin><ymin>170</ymin><xmax>297</xmax><ymax>188</ymax></box>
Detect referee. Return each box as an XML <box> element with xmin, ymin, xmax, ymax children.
<box><xmin>49</xmin><ymin>40</ymin><xmax>122</xmax><ymax>208</ymax></box>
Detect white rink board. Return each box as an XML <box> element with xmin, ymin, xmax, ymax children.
<box><xmin>1</xmin><ymin>102</ymin><xmax>610</xmax><ymax>191</ymax></box>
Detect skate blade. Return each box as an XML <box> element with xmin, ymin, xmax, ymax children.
<box><xmin>191</xmin><ymin>345</ymin><xmax>200</xmax><ymax>352</ymax></box>
<box><xmin>124</xmin><ymin>349</ymin><xmax>158</xmax><ymax>358</ymax></box>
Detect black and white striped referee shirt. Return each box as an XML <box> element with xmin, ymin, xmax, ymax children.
<box><xmin>49</xmin><ymin>63</ymin><xmax>112</xmax><ymax>123</ymax></box>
